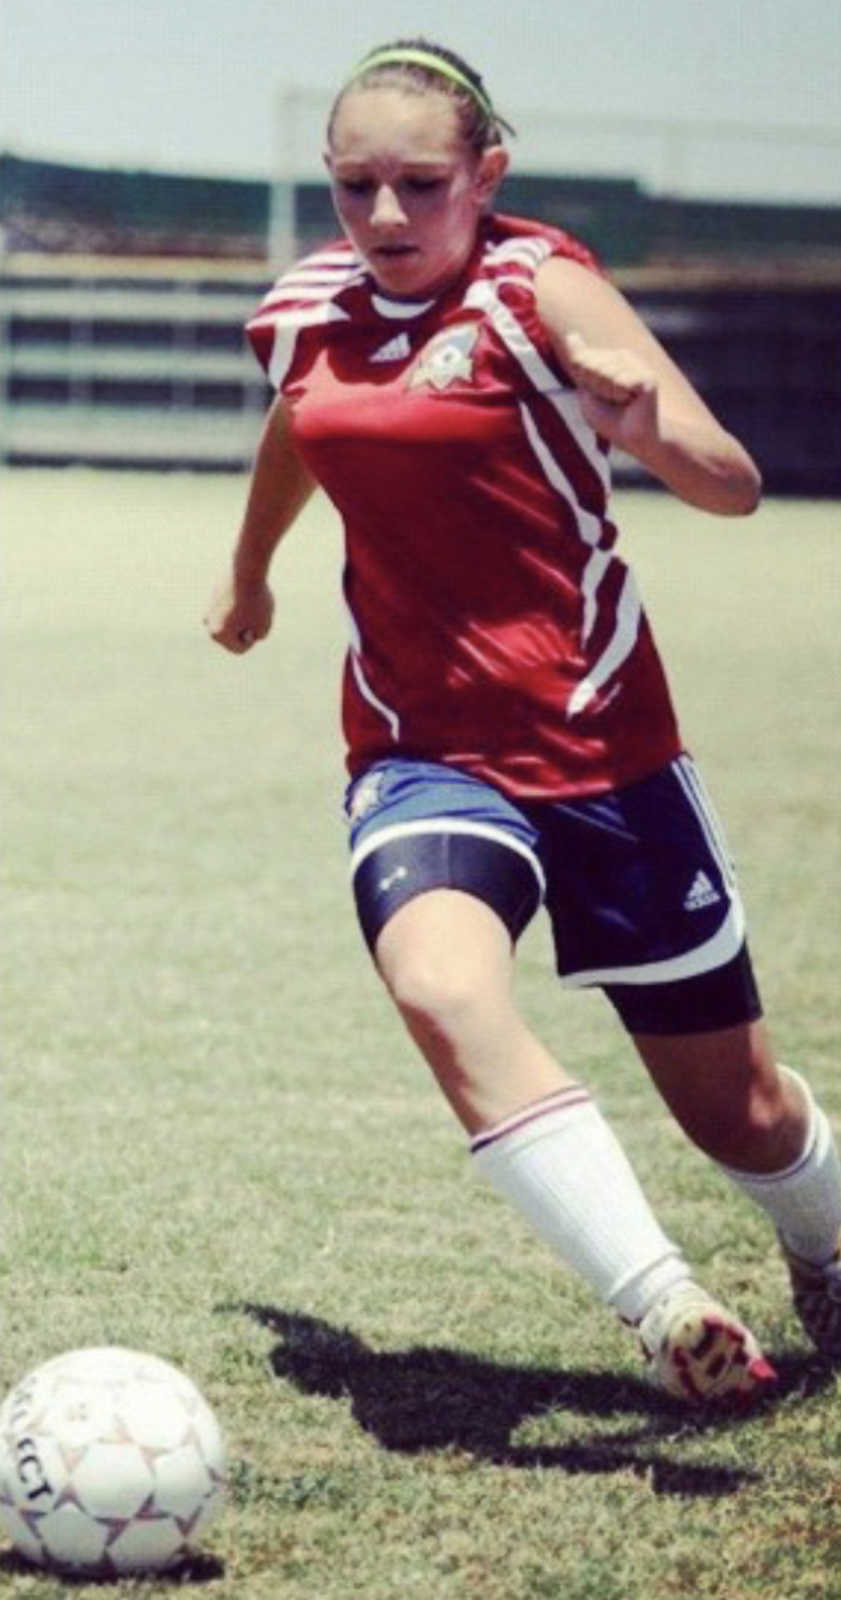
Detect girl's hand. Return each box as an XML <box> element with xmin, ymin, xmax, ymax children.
<box><xmin>204</xmin><ymin>575</ymin><xmax>274</xmax><ymax>654</ymax></box>
<box><xmin>535</xmin><ymin>258</ymin><xmax>761</xmax><ymax>513</ymax></box>
<box><xmin>559</xmin><ymin>329</ymin><xmax>659</xmax><ymax>450</ymax></box>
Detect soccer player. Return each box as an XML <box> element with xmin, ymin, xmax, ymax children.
<box><xmin>206</xmin><ymin>39</ymin><xmax>841</xmax><ymax>1401</ymax></box>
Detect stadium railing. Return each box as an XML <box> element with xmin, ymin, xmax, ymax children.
<box><xmin>1</xmin><ymin>253</ymin><xmax>839</xmax><ymax>493</ymax></box>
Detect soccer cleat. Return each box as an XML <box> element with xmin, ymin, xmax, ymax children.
<box><xmin>637</xmin><ymin>1281</ymin><xmax>777</xmax><ymax>1403</ymax></box>
<box><xmin>779</xmin><ymin>1231</ymin><xmax>841</xmax><ymax>1357</ymax></box>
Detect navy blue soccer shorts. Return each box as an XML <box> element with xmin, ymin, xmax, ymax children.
<box><xmin>344</xmin><ymin>755</ymin><xmax>762</xmax><ymax>1037</ymax></box>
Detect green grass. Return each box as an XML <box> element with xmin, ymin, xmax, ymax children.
<box><xmin>2</xmin><ymin>468</ymin><xmax>841</xmax><ymax>1599</ymax></box>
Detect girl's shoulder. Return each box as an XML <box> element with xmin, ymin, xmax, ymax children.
<box><xmin>245</xmin><ymin>239</ymin><xmax>366</xmax><ymax>382</ymax></box>
<box><xmin>465</xmin><ymin>215</ymin><xmax>605</xmax><ymax>375</ymax></box>
<box><xmin>481</xmin><ymin>212</ymin><xmax>603</xmax><ymax>277</ymax></box>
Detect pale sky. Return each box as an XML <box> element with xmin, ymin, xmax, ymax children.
<box><xmin>2</xmin><ymin>0</ymin><xmax>840</xmax><ymax>202</ymax></box>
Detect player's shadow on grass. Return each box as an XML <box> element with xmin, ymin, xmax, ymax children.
<box><xmin>229</xmin><ymin>1303</ymin><xmax>830</xmax><ymax>1499</ymax></box>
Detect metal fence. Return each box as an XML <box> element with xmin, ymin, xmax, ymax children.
<box><xmin>1</xmin><ymin>255</ymin><xmax>839</xmax><ymax>493</ymax></box>
<box><xmin>0</xmin><ymin>259</ymin><xmax>269</xmax><ymax>469</ymax></box>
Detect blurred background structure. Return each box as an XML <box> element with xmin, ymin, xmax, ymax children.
<box><xmin>1</xmin><ymin>101</ymin><xmax>840</xmax><ymax>490</ymax></box>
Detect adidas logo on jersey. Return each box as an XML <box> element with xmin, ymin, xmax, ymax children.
<box><xmin>370</xmin><ymin>333</ymin><xmax>411</xmax><ymax>363</ymax></box>
<box><xmin>683</xmin><ymin>870</ymin><xmax>721</xmax><ymax>911</ymax></box>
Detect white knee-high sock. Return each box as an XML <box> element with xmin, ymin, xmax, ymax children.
<box><xmin>470</xmin><ymin>1086</ymin><xmax>690</xmax><ymax>1324</ymax></box>
<box><xmin>717</xmin><ymin>1067</ymin><xmax>841</xmax><ymax>1265</ymax></box>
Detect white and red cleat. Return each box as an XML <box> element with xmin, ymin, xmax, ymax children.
<box><xmin>638</xmin><ymin>1281</ymin><xmax>777</xmax><ymax>1403</ymax></box>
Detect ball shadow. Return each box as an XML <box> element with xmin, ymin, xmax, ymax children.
<box><xmin>0</xmin><ymin>1547</ymin><xmax>225</xmax><ymax>1586</ymax></box>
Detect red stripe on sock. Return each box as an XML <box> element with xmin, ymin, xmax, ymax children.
<box><xmin>470</xmin><ymin>1087</ymin><xmax>592</xmax><ymax>1154</ymax></box>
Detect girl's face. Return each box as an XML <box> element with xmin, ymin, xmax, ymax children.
<box><xmin>326</xmin><ymin>87</ymin><xmax>507</xmax><ymax>299</ymax></box>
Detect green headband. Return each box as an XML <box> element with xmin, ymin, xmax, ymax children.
<box><xmin>347</xmin><ymin>47</ymin><xmax>496</xmax><ymax>124</ymax></box>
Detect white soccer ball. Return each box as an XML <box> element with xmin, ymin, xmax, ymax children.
<box><xmin>0</xmin><ymin>1346</ymin><xmax>226</xmax><ymax>1576</ymax></box>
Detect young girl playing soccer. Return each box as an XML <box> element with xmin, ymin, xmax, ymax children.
<box><xmin>206</xmin><ymin>39</ymin><xmax>841</xmax><ymax>1401</ymax></box>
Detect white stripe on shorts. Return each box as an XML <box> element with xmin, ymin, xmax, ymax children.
<box><xmin>673</xmin><ymin>753</ymin><xmax>738</xmax><ymax>891</ymax></box>
<box><xmin>559</xmin><ymin>897</ymin><xmax>746</xmax><ymax>989</ymax></box>
<box><xmin>349</xmin><ymin>818</ymin><xmax>546</xmax><ymax>898</ymax></box>
<box><xmin>561</xmin><ymin>753</ymin><xmax>747</xmax><ymax>988</ymax></box>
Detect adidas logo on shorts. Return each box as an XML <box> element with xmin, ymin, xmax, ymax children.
<box><xmin>683</xmin><ymin>870</ymin><xmax>721</xmax><ymax>911</ymax></box>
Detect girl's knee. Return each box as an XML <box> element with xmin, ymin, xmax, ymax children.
<box><xmin>384</xmin><ymin>948</ymin><xmax>490</xmax><ymax>1038</ymax></box>
<box><xmin>374</xmin><ymin>891</ymin><xmax>514</xmax><ymax>1042</ymax></box>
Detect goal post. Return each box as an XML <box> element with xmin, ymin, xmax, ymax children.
<box><xmin>268</xmin><ymin>84</ymin><xmax>841</xmax><ymax>267</ymax></box>
<box><xmin>269</xmin><ymin>86</ymin><xmax>331</xmax><ymax>268</ymax></box>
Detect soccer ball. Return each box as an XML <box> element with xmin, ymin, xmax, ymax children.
<box><xmin>0</xmin><ymin>1346</ymin><xmax>226</xmax><ymax>1576</ymax></box>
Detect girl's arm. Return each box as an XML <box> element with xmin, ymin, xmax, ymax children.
<box><xmin>535</xmin><ymin>257</ymin><xmax>762</xmax><ymax>515</ymax></box>
<box><xmin>205</xmin><ymin>394</ymin><xmax>316</xmax><ymax>653</ymax></box>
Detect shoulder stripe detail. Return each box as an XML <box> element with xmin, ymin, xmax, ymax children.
<box><xmin>278</xmin><ymin>245</ymin><xmax>362</xmax><ymax>273</ymax></box>
<box><xmin>465</xmin><ymin>277</ymin><xmax>610</xmax><ymax>500</ymax></box>
<box><xmin>282</xmin><ymin>262</ymin><xmax>362</xmax><ymax>281</ymax></box>
<box><xmin>253</xmin><ymin>248</ymin><xmax>364</xmax><ymax>309</ymax></box>
<box><xmin>256</xmin><ymin>272</ymin><xmax>364</xmax><ymax>307</ymax></box>
<box><xmin>483</xmin><ymin>237</ymin><xmax>553</xmax><ymax>270</ymax></box>
<box><xmin>266</xmin><ymin>272</ymin><xmax>365</xmax><ymax>296</ymax></box>
<box><xmin>463</xmin><ymin>279</ymin><xmax>556</xmax><ymax>389</ymax></box>
<box><xmin>253</xmin><ymin>300</ymin><xmax>351</xmax><ymax>389</ymax></box>
<box><xmin>248</xmin><ymin>249</ymin><xmax>361</xmax><ymax>387</ymax></box>
<box><xmin>250</xmin><ymin>302</ymin><xmax>352</xmax><ymax>332</ymax></box>
<box><xmin>297</xmin><ymin>248</ymin><xmax>363</xmax><ymax>267</ymax></box>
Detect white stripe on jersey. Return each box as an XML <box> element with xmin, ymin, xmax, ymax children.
<box><xmin>464</xmin><ymin>278</ymin><xmax>611</xmax><ymax>500</ymax></box>
<box><xmin>293</xmin><ymin>248</ymin><xmax>362</xmax><ymax>267</ymax></box>
<box><xmin>277</xmin><ymin>263</ymin><xmax>362</xmax><ymax>283</ymax></box>
<box><xmin>546</xmin><ymin>388</ymin><xmax>611</xmax><ymax>500</ymax></box>
<box><xmin>581</xmin><ymin>547</ymin><xmax>613</xmax><ymax>644</ymax></box>
<box><xmin>251</xmin><ymin>245</ymin><xmax>360</xmax><ymax>390</ymax></box>
<box><xmin>349</xmin><ymin>651</ymin><xmax>400</xmax><ymax>740</ymax></box>
<box><xmin>566</xmin><ymin>568</ymin><xmax>642</xmax><ymax>717</ymax></box>
<box><xmin>251</xmin><ymin>304</ymin><xmax>351</xmax><ymax>330</ymax></box>
<box><xmin>518</xmin><ymin>403</ymin><xmax>638</xmax><ymax>709</ymax></box>
<box><xmin>260</xmin><ymin>281</ymin><xmax>362</xmax><ymax>304</ymax></box>
<box><xmin>483</xmin><ymin>237</ymin><xmax>553</xmax><ymax>271</ymax></box>
<box><xmin>343</xmin><ymin>597</ymin><xmax>401</xmax><ymax>740</ymax></box>
<box><xmin>464</xmin><ymin>278</ymin><xmax>557</xmax><ymax>388</ymax></box>
<box><xmin>254</xmin><ymin>246</ymin><xmax>363</xmax><ymax>310</ymax></box>
<box><xmin>518</xmin><ymin>402</ymin><xmax>603</xmax><ymax>547</ymax></box>
<box><xmin>260</xmin><ymin>301</ymin><xmax>351</xmax><ymax>388</ymax></box>
<box><xmin>467</xmin><ymin>278</ymin><xmax>641</xmax><ymax>717</ymax></box>
<box><xmin>275</xmin><ymin>246</ymin><xmax>362</xmax><ymax>276</ymax></box>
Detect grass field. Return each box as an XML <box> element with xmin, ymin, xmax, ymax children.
<box><xmin>2</xmin><ymin>468</ymin><xmax>841</xmax><ymax>1599</ymax></box>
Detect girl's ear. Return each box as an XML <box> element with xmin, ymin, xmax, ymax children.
<box><xmin>474</xmin><ymin>144</ymin><xmax>509</xmax><ymax>206</ymax></box>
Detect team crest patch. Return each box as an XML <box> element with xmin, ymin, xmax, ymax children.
<box><xmin>408</xmin><ymin>323</ymin><xmax>479</xmax><ymax>391</ymax></box>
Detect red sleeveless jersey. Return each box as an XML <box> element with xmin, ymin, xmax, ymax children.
<box><xmin>247</xmin><ymin>214</ymin><xmax>682</xmax><ymax>800</ymax></box>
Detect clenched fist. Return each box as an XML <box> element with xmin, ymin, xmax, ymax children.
<box><xmin>204</xmin><ymin>575</ymin><xmax>275</xmax><ymax>654</ymax></box>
